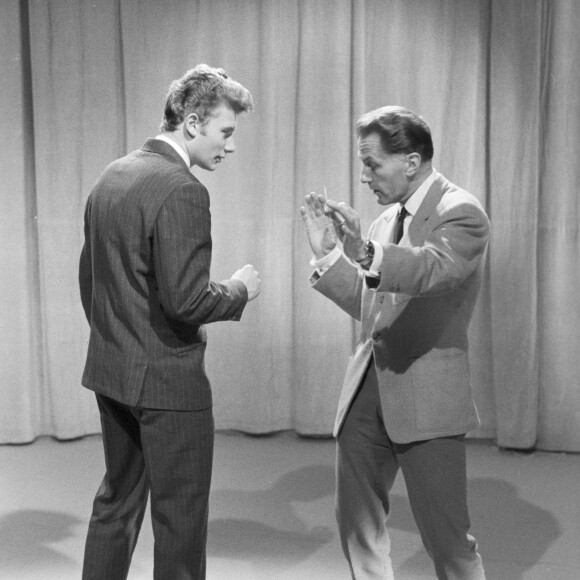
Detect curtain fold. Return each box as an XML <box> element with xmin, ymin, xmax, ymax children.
<box><xmin>1</xmin><ymin>0</ymin><xmax>579</xmax><ymax>451</ymax></box>
<box><xmin>489</xmin><ymin>0</ymin><xmax>544</xmax><ymax>448</ymax></box>
<box><xmin>537</xmin><ymin>0</ymin><xmax>580</xmax><ymax>451</ymax></box>
<box><xmin>0</xmin><ymin>0</ymin><xmax>44</xmax><ymax>442</ymax></box>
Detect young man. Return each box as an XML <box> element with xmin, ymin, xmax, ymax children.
<box><xmin>79</xmin><ymin>65</ymin><xmax>260</xmax><ymax>580</ymax></box>
<box><xmin>301</xmin><ymin>106</ymin><xmax>488</xmax><ymax>579</ymax></box>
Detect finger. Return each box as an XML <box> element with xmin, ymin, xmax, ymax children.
<box><xmin>301</xmin><ymin>201</ymin><xmax>323</xmax><ymax>224</ymax></box>
<box><xmin>320</xmin><ymin>199</ymin><xmax>344</xmax><ymax>223</ymax></box>
<box><xmin>327</xmin><ymin>200</ymin><xmax>360</xmax><ymax>228</ymax></box>
<box><xmin>324</xmin><ymin>199</ymin><xmax>352</xmax><ymax>224</ymax></box>
<box><xmin>329</xmin><ymin>210</ymin><xmax>345</xmax><ymax>228</ymax></box>
<box><xmin>339</xmin><ymin>222</ymin><xmax>356</xmax><ymax>237</ymax></box>
<box><xmin>305</xmin><ymin>193</ymin><xmax>326</xmax><ymax>217</ymax></box>
<box><xmin>324</xmin><ymin>198</ymin><xmax>342</xmax><ymax>212</ymax></box>
<box><xmin>302</xmin><ymin>196</ymin><xmax>319</xmax><ymax>219</ymax></box>
<box><xmin>336</xmin><ymin>201</ymin><xmax>357</xmax><ymax>222</ymax></box>
<box><xmin>328</xmin><ymin>215</ymin><xmax>346</xmax><ymax>242</ymax></box>
<box><xmin>325</xmin><ymin>199</ymin><xmax>355</xmax><ymax>218</ymax></box>
<box><xmin>300</xmin><ymin>203</ymin><xmax>329</xmax><ymax>231</ymax></box>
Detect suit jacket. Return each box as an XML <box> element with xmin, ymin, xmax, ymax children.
<box><xmin>79</xmin><ymin>139</ymin><xmax>248</xmax><ymax>410</ymax></box>
<box><xmin>313</xmin><ymin>173</ymin><xmax>490</xmax><ymax>443</ymax></box>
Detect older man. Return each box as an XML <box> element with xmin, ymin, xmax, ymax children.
<box><xmin>301</xmin><ymin>106</ymin><xmax>488</xmax><ymax>579</ymax></box>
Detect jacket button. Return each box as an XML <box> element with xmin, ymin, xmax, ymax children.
<box><xmin>372</xmin><ymin>332</ymin><xmax>380</xmax><ymax>340</ymax></box>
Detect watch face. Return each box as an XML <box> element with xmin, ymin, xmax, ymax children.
<box><xmin>365</xmin><ymin>240</ymin><xmax>375</xmax><ymax>258</ymax></box>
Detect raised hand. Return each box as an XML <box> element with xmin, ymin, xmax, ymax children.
<box><xmin>323</xmin><ymin>199</ymin><xmax>366</xmax><ymax>262</ymax></box>
<box><xmin>300</xmin><ymin>193</ymin><xmax>339</xmax><ymax>260</ymax></box>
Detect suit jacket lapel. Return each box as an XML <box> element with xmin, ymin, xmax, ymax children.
<box><xmin>408</xmin><ymin>174</ymin><xmax>448</xmax><ymax>245</ymax></box>
<box><xmin>373</xmin><ymin>205</ymin><xmax>398</xmax><ymax>244</ymax></box>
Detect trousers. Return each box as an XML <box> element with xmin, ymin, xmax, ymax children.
<box><xmin>82</xmin><ymin>394</ymin><xmax>214</xmax><ymax>580</ymax></box>
<box><xmin>336</xmin><ymin>361</ymin><xmax>485</xmax><ymax>579</ymax></box>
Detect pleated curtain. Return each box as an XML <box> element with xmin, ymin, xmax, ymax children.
<box><xmin>1</xmin><ymin>0</ymin><xmax>579</xmax><ymax>451</ymax></box>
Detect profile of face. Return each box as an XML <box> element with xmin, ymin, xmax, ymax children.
<box><xmin>186</xmin><ymin>104</ymin><xmax>237</xmax><ymax>171</ymax></box>
<box><xmin>358</xmin><ymin>132</ymin><xmax>413</xmax><ymax>206</ymax></box>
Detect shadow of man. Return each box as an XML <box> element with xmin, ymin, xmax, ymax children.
<box><xmin>0</xmin><ymin>509</ymin><xmax>82</xmax><ymax>577</ymax></box>
<box><xmin>208</xmin><ymin>464</ymin><xmax>335</xmax><ymax>567</ymax></box>
<box><xmin>396</xmin><ymin>477</ymin><xmax>561</xmax><ymax>579</ymax></box>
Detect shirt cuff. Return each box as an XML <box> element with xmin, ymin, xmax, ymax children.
<box><xmin>310</xmin><ymin>247</ymin><xmax>342</xmax><ymax>275</ymax></box>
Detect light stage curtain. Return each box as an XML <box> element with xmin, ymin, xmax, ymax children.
<box><xmin>1</xmin><ymin>0</ymin><xmax>579</xmax><ymax>451</ymax></box>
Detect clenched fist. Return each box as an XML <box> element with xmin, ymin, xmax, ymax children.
<box><xmin>231</xmin><ymin>264</ymin><xmax>261</xmax><ymax>301</ymax></box>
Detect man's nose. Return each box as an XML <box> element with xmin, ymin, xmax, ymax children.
<box><xmin>225</xmin><ymin>136</ymin><xmax>235</xmax><ymax>153</ymax></box>
<box><xmin>360</xmin><ymin>167</ymin><xmax>371</xmax><ymax>183</ymax></box>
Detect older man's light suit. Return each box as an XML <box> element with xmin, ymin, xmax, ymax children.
<box><xmin>312</xmin><ymin>172</ymin><xmax>489</xmax><ymax>579</ymax></box>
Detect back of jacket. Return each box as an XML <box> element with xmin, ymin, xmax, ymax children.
<box><xmin>79</xmin><ymin>139</ymin><xmax>247</xmax><ymax>410</ymax></box>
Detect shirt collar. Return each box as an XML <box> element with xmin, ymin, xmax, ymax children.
<box><xmin>155</xmin><ymin>134</ymin><xmax>190</xmax><ymax>166</ymax></box>
<box><xmin>402</xmin><ymin>169</ymin><xmax>437</xmax><ymax>216</ymax></box>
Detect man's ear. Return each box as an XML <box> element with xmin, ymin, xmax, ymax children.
<box><xmin>185</xmin><ymin>113</ymin><xmax>200</xmax><ymax>138</ymax></box>
<box><xmin>405</xmin><ymin>152</ymin><xmax>422</xmax><ymax>176</ymax></box>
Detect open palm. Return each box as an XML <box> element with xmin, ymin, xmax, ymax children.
<box><xmin>300</xmin><ymin>194</ymin><xmax>339</xmax><ymax>260</ymax></box>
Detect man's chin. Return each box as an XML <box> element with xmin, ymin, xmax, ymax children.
<box><xmin>197</xmin><ymin>162</ymin><xmax>218</xmax><ymax>172</ymax></box>
<box><xmin>372</xmin><ymin>191</ymin><xmax>386</xmax><ymax>205</ymax></box>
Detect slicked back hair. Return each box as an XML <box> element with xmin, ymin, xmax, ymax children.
<box><xmin>356</xmin><ymin>106</ymin><xmax>434</xmax><ymax>161</ymax></box>
<box><xmin>160</xmin><ymin>64</ymin><xmax>254</xmax><ymax>132</ymax></box>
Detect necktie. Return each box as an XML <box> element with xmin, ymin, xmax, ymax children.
<box><xmin>394</xmin><ymin>206</ymin><xmax>408</xmax><ymax>244</ymax></box>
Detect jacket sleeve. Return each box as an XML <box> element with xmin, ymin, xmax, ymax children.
<box><xmin>376</xmin><ymin>198</ymin><xmax>490</xmax><ymax>296</ymax></box>
<box><xmin>78</xmin><ymin>198</ymin><xmax>93</xmax><ymax>324</ymax></box>
<box><xmin>311</xmin><ymin>253</ymin><xmax>364</xmax><ymax>321</ymax></box>
<box><xmin>153</xmin><ymin>181</ymin><xmax>248</xmax><ymax>325</ymax></box>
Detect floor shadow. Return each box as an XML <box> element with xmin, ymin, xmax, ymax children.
<box><xmin>392</xmin><ymin>477</ymin><xmax>561</xmax><ymax>579</ymax></box>
<box><xmin>468</xmin><ymin>477</ymin><xmax>561</xmax><ymax>579</ymax></box>
<box><xmin>208</xmin><ymin>519</ymin><xmax>333</xmax><ymax>565</ymax></box>
<box><xmin>208</xmin><ymin>464</ymin><xmax>335</xmax><ymax>565</ymax></box>
<box><xmin>0</xmin><ymin>509</ymin><xmax>81</xmax><ymax>573</ymax></box>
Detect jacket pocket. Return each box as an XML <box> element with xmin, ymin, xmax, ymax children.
<box><xmin>409</xmin><ymin>352</ymin><xmax>475</xmax><ymax>433</ymax></box>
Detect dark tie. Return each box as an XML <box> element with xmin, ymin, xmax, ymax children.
<box><xmin>394</xmin><ymin>206</ymin><xmax>408</xmax><ymax>244</ymax></box>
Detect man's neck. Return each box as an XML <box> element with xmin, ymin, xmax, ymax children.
<box><xmin>157</xmin><ymin>131</ymin><xmax>190</xmax><ymax>166</ymax></box>
<box><xmin>404</xmin><ymin>163</ymin><xmax>433</xmax><ymax>201</ymax></box>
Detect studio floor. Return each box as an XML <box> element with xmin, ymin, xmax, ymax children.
<box><xmin>1</xmin><ymin>432</ymin><xmax>579</xmax><ymax>580</ymax></box>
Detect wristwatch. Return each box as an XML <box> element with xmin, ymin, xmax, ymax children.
<box><xmin>355</xmin><ymin>239</ymin><xmax>375</xmax><ymax>271</ymax></box>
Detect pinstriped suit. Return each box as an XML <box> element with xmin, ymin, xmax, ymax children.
<box><xmin>79</xmin><ymin>139</ymin><xmax>248</xmax><ymax>579</ymax></box>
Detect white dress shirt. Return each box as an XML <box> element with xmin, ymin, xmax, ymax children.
<box><xmin>155</xmin><ymin>134</ymin><xmax>190</xmax><ymax>167</ymax></box>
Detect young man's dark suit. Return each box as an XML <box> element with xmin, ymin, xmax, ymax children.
<box><xmin>79</xmin><ymin>138</ymin><xmax>248</xmax><ymax>579</ymax></box>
